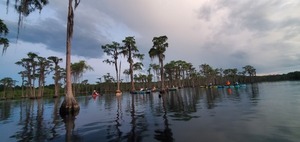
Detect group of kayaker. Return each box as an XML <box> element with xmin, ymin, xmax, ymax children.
<box><xmin>226</xmin><ymin>80</ymin><xmax>239</xmax><ymax>86</ymax></box>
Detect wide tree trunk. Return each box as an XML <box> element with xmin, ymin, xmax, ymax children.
<box><xmin>54</xmin><ymin>81</ymin><xmax>59</xmax><ymax>98</ymax></box>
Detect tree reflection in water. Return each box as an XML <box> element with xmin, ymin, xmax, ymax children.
<box><xmin>250</xmin><ymin>83</ymin><xmax>259</xmax><ymax>98</ymax></box>
<box><xmin>126</xmin><ymin>93</ymin><xmax>140</xmax><ymax>141</ymax></box>
<box><xmin>206</xmin><ymin>88</ymin><xmax>221</xmax><ymax>109</ymax></box>
<box><xmin>121</xmin><ymin>93</ymin><xmax>150</xmax><ymax>141</ymax></box>
<box><xmin>61</xmin><ymin>114</ymin><xmax>82</xmax><ymax>142</ymax></box>
<box><xmin>10</xmin><ymin>99</ymin><xmax>49</xmax><ymax>141</ymax></box>
<box><xmin>169</xmin><ymin>89</ymin><xmax>198</xmax><ymax>121</ymax></box>
<box><xmin>154</xmin><ymin>93</ymin><xmax>173</xmax><ymax>142</ymax></box>
<box><xmin>60</xmin><ymin>97</ymin><xmax>81</xmax><ymax>142</ymax></box>
<box><xmin>49</xmin><ymin>98</ymin><xmax>61</xmax><ymax>140</ymax></box>
<box><xmin>114</xmin><ymin>95</ymin><xmax>123</xmax><ymax>141</ymax></box>
<box><xmin>10</xmin><ymin>99</ymin><xmax>34</xmax><ymax>141</ymax></box>
<box><xmin>0</xmin><ymin>100</ymin><xmax>12</xmax><ymax>121</ymax></box>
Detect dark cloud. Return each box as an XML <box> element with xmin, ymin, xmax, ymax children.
<box><xmin>6</xmin><ymin>16</ymin><xmax>106</xmax><ymax>58</ymax></box>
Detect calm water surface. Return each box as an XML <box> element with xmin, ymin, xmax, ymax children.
<box><xmin>1</xmin><ymin>81</ymin><xmax>300</xmax><ymax>142</ymax></box>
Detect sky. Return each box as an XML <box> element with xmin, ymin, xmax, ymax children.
<box><xmin>0</xmin><ymin>0</ymin><xmax>300</xmax><ymax>85</ymax></box>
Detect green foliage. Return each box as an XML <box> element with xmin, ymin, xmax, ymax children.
<box><xmin>0</xmin><ymin>19</ymin><xmax>9</xmax><ymax>54</ymax></box>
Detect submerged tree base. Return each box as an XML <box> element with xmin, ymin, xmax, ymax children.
<box><xmin>29</xmin><ymin>96</ymin><xmax>36</xmax><ymax>99</ymax></box>
<box><xmin>116</xmin><ymin>90</ymin><xmax>122</xmax><ymax>96</ymax></box>
<box><xmin>116</xmin><ymin>89</ymin><xmax>122</xmax><ymax>94</ymax></box>
<box><xmin>59</xmin><ymin>98</ymin><xmax>80</xmax><ymax>117</ymax></box>
<box><xmin>36</xmin><ymin>96</ymin><xmax>42</xmax><ymax>99</ymax></box>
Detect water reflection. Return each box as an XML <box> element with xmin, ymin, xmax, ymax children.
<box><xmin>168</xmin><ymin>89</ymin><xmax>197</xmax><ymax>121</ymax></box>
<box><xmin>49</xmin><ymin>98</ymin><xmax>61</xmax><ymax>140</ymax></box>
<box><xmin>125</xmin><ymin>93</ymin><xmax>151</xmax><ymax>141</ymax></box>
<box><xmin>3</xmin><ymin>82</ymin><xmax>300</xmax><ymax>142</ymax></box>
<box><xmin>154</xmin><ymin>93</ymin><xmax>173</xmax><ymax>141</ymax></box>
<box><xmin>10</xmin><ymin>99</ymin><xmax>47</xmax><ymax>141</ymax></box>
<box><xmin>0</xmin><ymin>100</ymin><xmax>11</xmax><ymax>121</ymax></box>
<box><xmin>126</xmin><ymin>93</ymin><xmax>139</xmax><ymax>141</ymax></box>
<box><xmin>114</xmin><ymin>96</ymin><xmax>122</xmax><ymax>141</ymax></box>
<box><xmin>250</xmin><ymin>83</ymin><xmax>259</xmax><ymax>100</ymax></box>
<box><xmin>62</xmin><ymin>115</ymin><xmax>81</xmax><ymax>142</ymax></box>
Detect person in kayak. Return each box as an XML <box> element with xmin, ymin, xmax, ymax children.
<box><xmin>92</xmin><ymin>90</ymin><xmax>99</xmax><ymax>96</ymax></box>
<box><xmin>226</xmin><ymin>80</ymin><xmax>231</xmax><ymax>86</ymax></box>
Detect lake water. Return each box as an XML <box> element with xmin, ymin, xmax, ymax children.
<box><xmin>1</xmin><ymin>81</ymin><xmax>300</xmax><ymax>142</ymax></box>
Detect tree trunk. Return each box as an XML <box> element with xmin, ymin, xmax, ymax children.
<box><xmin>54</xmin><ymin>69</ymin><xmax>59</xmax><ymax>98</ymax></box>
<box><xmin>60</xmin><ymin>0</ymin><xmax>80</xmax><ymax>116</ymax></box>
<box><xmin>116</xmin><ymin>61</ymin><xmax>122</xmax><ymax>94</ymax></box>
<box><xmin>21</xmin><ymin>78</ymin><xmax>24</xmax><ymax>98</ymax></box>
<box><xmin>160</xmin><ymin>57</ymin><xmax>166</xmax><ymax>93</ymax></box>
<box><xmin>37</xmin><ymin>75</ymin><xmax>43</xmax><ymax>99</ymax></box>
<box><xmin>130</xmin><ymin>62</ymin><xmax>135</xmax><ymax>92</ymax></box>
<box><xmin>54</xmin><ymin>81</ymin><xmax>59</xmax><ymax>98</ymax></box>
<box><xmin>31</xmin><ymin>66</ymin><xmax>36</xmax><ymax>99</ymax></box>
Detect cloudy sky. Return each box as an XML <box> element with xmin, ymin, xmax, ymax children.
<box><xmin>1</xmin><ymin>0</ymin><xmax>300</xmax><ymax>85</ymax></box>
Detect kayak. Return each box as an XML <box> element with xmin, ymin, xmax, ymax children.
<box><xmin>92</xmin><ymin>92</ymin><xmax>99</xmax><ymax>96</ymax></box>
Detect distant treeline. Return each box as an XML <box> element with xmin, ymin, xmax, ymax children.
<box><xmin>1</xmin><ymin>71</ymin><xmax>299</xmax><ymax>100</ymax></box>
<box><xmin>1</xmin><ymin>71</ymin><xmax>300</xmax><ymax>92</ymax></box>
<box><xmin>255</xmin><ymin>71</ymin><xmax>300</xmax><ymax>82</ymax></box>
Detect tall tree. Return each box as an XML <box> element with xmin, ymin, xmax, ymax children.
<box><xmin>18</xmin><ymin>71</ymin><xmax>27</xmax><ymax>98</ymax></box>
<box><xmin>27</xmin><ymin>52</ymin><xmax>38</xmax><ymax>99</ymax></box>
<box><xmin>0</xmin><ymin>77</ymin><xmax>14</xmax><ymax>99</ymax></box>
<box><xmin>48</xmin><ymin>56</ymin><xmax>63</xmax><ymax>98</ymax></box>
<box><xmin>102</xmin><ymin>41</ymin><xmax>122</xmax><ymax>93</ymax></box>
<box><xmin>199</xmin><ymin>64</ymin><xmax>215</xmax><ymax>84</ymax></box>
<box><xmin>149</xmin><ymin>35</ymin><xmax>169</xmax><ymax>93</ymax></box>
<box><xmin>243</xmin><ymin>65</ymin><xmax>256</xmax><ymax>77</ymax></box>
<box><xmin>243</xmin><ymin>65</ymin><xmax>256</xmax><ymax>83</ymax></box>
<box><xmin>60</xmin><ymin>0</ymin><xmax>81</xmax><ymax>116</ymax></box>
<box><xmin>164</xmin><ymin>61</ymin><xmax>176</xmax><ymax>86</ymax></box>
<box><xmin>71</xmin><ymin>60</ymin><xmax>93</xmax><ymax>96</ymax></box>
<box><xmin>120</xmin><ymin>36</ymin><xmax>144</xmax><ymax>92</ymax></box>
<box><xmin>36</xmin><ymin>56</ymin><xmax>51</xmax><ymax>98</ymax></box>
<box><xmin>16</xmin><ymin>52</ymin><xmax>38</xmax><ymax>99</ymax></box>
<box><xmin>15</xmin><ymin>60</ymin><xmax>30</xmax><ymax>98</ymax></box>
